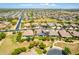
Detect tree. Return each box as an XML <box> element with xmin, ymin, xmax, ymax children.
<box><xmin>64</xmin><ymin>38</ymin><xmax>73</xmax><ymax>42</ymax></box>
<box><xmin>12</xmin><ymin>32</ymin><xmax>16</xmax><ymax>34</ymax></box>
<box><xmin>28</xmin><ymin>42</ymin><xmax>34</xmax><ymax>49</ymax></box>
<box><xmin>39</xmin><ymin>42</ymin><xmax>46</xmax><ymax>49</ymax></box>
<box><xmin>29</xmin><ymin>20</ymin><xmax>34</xmax><ymax>23</ymax></box>
<box><xmin>39</xmin><ymin>36</ymin><xmax>46</xmax><ymax>41</ymax></box>
<box><xmin>0</xmin><ymin>32</ymin><xmax>6</xmax><ymax>40</ymax></box>
<box><xmin>26</xmin><ymin>36</ymin><xmax>34</xmax><ymax>42</ymax></box>
<box><xmin>29</xmin><ymin>11</ymin><xmax>33</xmax><ymax>20</ymax></box>
<box><xmin>20</xmin><ymin>47</ymin><xmax>26</xmax><ymax>52</ymax></box>
<box><xmin>63</xmin><ymin>47</ymin><xmax>71</xmax><ymax>55</ymax></box>
<box><xmin>16</xmin><ymin>32</ymin><xmax>22</xmax><ymax>42</ymax></box>
<box><xmin>75</xmin><ymin>16</ymin><xmax>79</xmax><ymax>21</ymax></box>
<box><xmin>32</xmin><ymin>41</ymin><xmax>39</xmax><ymax>46</ymax></box>
<box><xmin>44</xmin><ymin>36</ymin><xmax>50</xmax><ymax>41</ymax></box>
<box><xmin>26</xmin><ymin>37</ymin><xmax>30</xmax><ymax>42</ymax></box>
<box><xmin>50</xmin><ymin>37</ymin><xmax>54</xmax><ymax>42</ymax></box>
<box><xmin>43</xmin><ymin>49</ymin><xmax>47</xmax><ymax>54</ymax></box>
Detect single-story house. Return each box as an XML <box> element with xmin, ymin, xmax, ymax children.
<box><xmin>40</xmin><ymin>23</ymin><xmax>47</xmax><ymax>26</ymax></box>
<box><xmin>71</xmin><ymin>24</ymin><xmax>78</xmax><ymax>27</ymax></box>
<box><xmin>70</xmin><ymin>31</ymin><xmax>79</xmax><ymax>37</ymax></box>
<box><xmin>23</xmin><ymin>30</ymin><xmax>34</xmax><ymax>36</ymax></box>
<box><xmin>47</xmin><ymin>23</ymin><xmax>55</xmax><ymax>27</ymax></box>
<box><xmin>55</xmin><ymin>23</ymin><xmax>62</xmax><ymax>27</ymax></box>
<box><xmin>49</xmin><ymin>30</ymin><xmax>59</xmax><ymax>36</ymax></box>
<box><xmin>35</xmin><ymin>29</ymin><xmax>46</xmax><ymax>36</ymax></box>
<box><xmin>32</xmin><ymin>23</ymin><xmax>39</xmax><ymax>27</ymax></box>
<box><xmin>38</xmin><ymin>32</ymin><xmax>46</xmax><ymax>36</ymax></box>
<box><xmin>58</xmin><ymin>30</ymin><xmax>72</xmax><ymax>37</ymax></box>
<box><xmin>43</xmin><ymin>29</ymin><xmax>50</xmax><ymax>35</ymax></box>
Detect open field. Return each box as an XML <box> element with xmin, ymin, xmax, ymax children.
<box><xmin>0</xmin><ymin>32</ymin><xmax>29</xmax><ymax>54</ymax></box>
<box><xmin>54</xmin><ymin>41</ymin><xmax>79</xmax><ymax>54</ymax></box>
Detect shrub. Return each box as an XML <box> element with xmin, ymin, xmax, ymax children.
<box><xmin>11</xmin><ymin>47</ymin><xmax>26</xmax><ymax>55</ymax></box>
<box><xmin>50</xmin><ymin>37</ymin><xmax>54</xmax><ymax>41</ymax></box>
<box><xmin>28</xmin><ymin>43</ymin><xmax>34</xmax><ymax>49</ymax></box>
<box><xmin>33</xmin><ymin>41</ymin><xmax>39</xmax><ymax>46</ymax></box>
<box><xmin>39</xmin><ymin>42</ymin><xmax>46</xmax><ymax>49</ymax></box>
<box><xmin>45</xmin><ymin>36</ymin><xmax>50</xmax><ymax>41</ymax></box>
<box><xmin>0</xmin><ymin>32</ymin><xmax>6</xmax><ymax>40</ymax></box>
<box><xmin>12</xmin><ymin>32</ymin><xmax>16</xmax><ymax>34</ymax></box>
<box><xmin>64</xmin><ymin>38</ymin><xmax>73</xmax><ymax>42</ymax></box>
<box><xmin>20</xmin><ymin>47</ymin><xmax>26</xmax><ymax>52</ymax></box>
<box><xmin>43</xmin><ymin>49</ymin><xmax>47</xmax><ymax>54</ymax></box>
<box><xmin>19</xmin><ymin>39</ymin><xmax>26</xmax><ymax>42</ymax></box>
<box><xmin>35</xmin><ymin>48</ymin><xmax>43</xmax><ymax>54</ymax></box>
<box><xmin>25</xmin><ymin>36</ymin><xmax>34</xmax><ymax>42</ymax></box>
<box><xmin>39</xmin><ymin>36</ymin><xmax>46</xmax><ymax>41</ymax></box>
<box><xmin>12</xmin><ymin>48</ymin><xmax>22</xmax><ymax>55</ymax></box>
<box><xmin>63</xmin><ymin>47</ymin><xmax>71</xmax><ymax>55</ymax></box>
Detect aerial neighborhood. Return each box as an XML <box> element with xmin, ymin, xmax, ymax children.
<box><xmin>0</xmin><ymin>9</ymin><xmax>79</xmax><ymax>55</ymax></box>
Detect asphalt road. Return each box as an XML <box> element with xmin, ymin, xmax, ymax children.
<box><xmin>47</xmin><ymin>47</ymin><xmax>64</xmax><ymax>55</ymax></box>
<box><xmin>15</xmin><ymin>16</ymin><xmax>22</xmax><ymax>30</ymax></box>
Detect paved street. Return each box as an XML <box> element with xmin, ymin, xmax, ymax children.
<box><xmin>15</xmin><ymin>16</ymin><xmax>22</xmax><ymax>30</ymax></box>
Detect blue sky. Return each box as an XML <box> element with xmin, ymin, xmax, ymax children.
<box><xmin>0</xmin><ymin>3</ymin><xmax>79</xmax><ymax>9</ymax></box>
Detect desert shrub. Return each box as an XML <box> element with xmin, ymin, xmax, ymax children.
<box><xmin>11</xmin><ymin>47</ymin><xmax>26</xmax><ymax>55</ymax></box>
<box><xmin>39</xmin><ymin>42</ymin><xmax>46</xmax><ymax>49</ymax></box>
<box><xmin>35</xmin><ymin>48</ymin><xmax>43</xmax><ymax>54</ymax></box>
<box><xmin>33</xmin><ymin>41</ymin><xmax>39</xmax><ymax>46</ymax></box>
<box><xmin>43</xmin><ymin>49</ymin><xmax>47</xmax><ymax>54</ymax></box>
<box><xmin>0</xmin><ymin>32</ymin><xmax>6</xmax><ymax>40</ymax></box>
<box><xmin>63</xmin><ymin>47</ymin><xmax>71</xmax><ymax>55</ymax></box>
<box><xmin>28</xmin><ymin>42</ymin><xmax>35</xmax><ymax>49</ymax></box>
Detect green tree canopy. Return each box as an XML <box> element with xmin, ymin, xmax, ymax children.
<box><xmin>11</xmin><ymin>47</ymin><xmax>26</xmax><ymax>55</ymax></box>
<box><xmin>39</xmin><ymin>42</ymin><xmax>46</xmax><ymax>49</ymax></box>
<box><xmin>16</xmin><ymin>32</ymin><xmax>22</xmax><ymax>42</ymax></box>
<box><xmin>63</xmin><ymin>47</ymin><xmax>71</xmax><ymax>55</ymax></box>
<box><xmin>0</xmin><ymin>32</ymin><xmax>6</xmax><ymax>40</ymax></box>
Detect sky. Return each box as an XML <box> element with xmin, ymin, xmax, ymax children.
<box><xmin>0</xmin><ymin>3</ymin><xmax>79</xmax><ymax>9</ymax></box>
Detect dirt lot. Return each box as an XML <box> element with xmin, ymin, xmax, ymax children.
<box><xmin>54</xmin><ymin>41</ymin><xmax>79</xmax><ymax>55</ymax></box>
<box><xmin>0</xmin><ymin>33</ymin><xmax>29</xmax><ymax>55</ymax></box>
